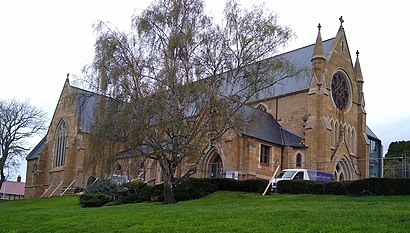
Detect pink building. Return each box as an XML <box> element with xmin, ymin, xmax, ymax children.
<box><xmin>0</xmin><ymin>176</ymin><xmax>25</xmax><ymax>200</ymax></box>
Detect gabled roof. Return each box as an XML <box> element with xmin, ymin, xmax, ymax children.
<box><xmin>366</xmin><ymin>126</ymin><xmax>380</xmax><ymax>141</ymax></box>
<box><xmin>26</xmin><ymin>137</ymin><xmax>46</xmax><ymax>160</ymax></box>
<box><xmin>238</xmin><ymin>105</ymin><xmax>305</xmax><ymax>148</ymax></box>
<box><xmin>0</xmin><ymin>181</ymin><xmax>25</xmax><ymax>196</ymax></box>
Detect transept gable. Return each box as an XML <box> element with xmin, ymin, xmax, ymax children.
<box><xmin>324</xmin><ymin>19</ymin><xmax>357</xmax><ymax>92</ymax></box>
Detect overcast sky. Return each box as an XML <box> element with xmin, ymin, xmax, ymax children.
<box><xmin>1</xmin><ymin>0</ymin><xmax>409</xmax><ymax>181</ymax></box>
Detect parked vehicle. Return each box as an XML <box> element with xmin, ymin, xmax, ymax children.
<box><xmin>271</xmin><ymin>169</ymin><xmax>333</xmax><ymax>192</ymax></box>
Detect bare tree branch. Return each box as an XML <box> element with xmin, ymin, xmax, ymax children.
<box><xmin>0</xmin><ymin>99</ymin><xmax>47</xmax><ymax>190</ymax></box>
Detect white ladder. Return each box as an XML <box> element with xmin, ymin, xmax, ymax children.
<box><xmin>49</xmin><ymin>181</ymin><xmax>63</xmax><ymax>197</ymax></box>
<box><xmin>262</xmin><ymin>166</ymin><xmax>280</xmax><ymax>196</ymax></box>
<box><xmin>60</xmin><ymin>180</ymin><xmax>76</xmax><ymax>196</ymax></box>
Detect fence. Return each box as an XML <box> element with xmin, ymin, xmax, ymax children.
<box><xmin>95</xmin><ymin>157</ymin><xmax>409</xmax><ymax>186</ymax></box>
<box><xmin>383</xmin><ymin>156</ymin><xmax>409</xmax><ymax>178</ymax></box>
<box><xmin>194</xmin><ymin>157</ymin><xmax>410</xmax><ymax>180</ymax></box>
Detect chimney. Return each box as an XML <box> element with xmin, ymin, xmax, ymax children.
<box><xmin>17</xmin><ymin>175</ymin><xmax>21</xmax><ymax>182</ymax></box>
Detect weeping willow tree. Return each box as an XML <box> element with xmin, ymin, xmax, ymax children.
<box><xmin>84</xmin><ymin>0</ymin><xmax>294</xmax><ymax>204</ymax></box>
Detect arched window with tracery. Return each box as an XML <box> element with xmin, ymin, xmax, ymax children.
<box><xmin>54</xmin><ymin>120</ymin><xmax>67</xmax><ymax>167</ymax></box>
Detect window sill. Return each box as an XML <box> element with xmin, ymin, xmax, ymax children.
<box><xmin>49</xmin><ymin>166</ymin><xmax>65</xmax><ymax>173</ymax></box>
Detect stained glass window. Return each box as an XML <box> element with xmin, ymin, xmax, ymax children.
<box><xmin>331</xmin><ymin>73</ymin><xmax>350</xmax><ymax>110</ymax></box>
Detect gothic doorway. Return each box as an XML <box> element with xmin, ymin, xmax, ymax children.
<box><xmin>208</xmin><ymin>153</ymin><xmax>224</xmax><ymax>178</ymax></box>
<box><xmin>334</xmin><ymin>156</ymin><xmax>353</xmax><ymax>181</ymax></box>
<box><xmin>86</xmin><ymin>176</ymin><xmax>96</xmax><ymax>186</ymax></box>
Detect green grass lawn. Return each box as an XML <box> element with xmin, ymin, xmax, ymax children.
<box><xmin>1</xmin><ymin>192</ymin><xmax>409</xmax><ymax>233</ymax></box>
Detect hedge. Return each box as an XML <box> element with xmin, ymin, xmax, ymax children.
<box><xmin>204</xmin><ymin>178</ymin><xmax>268</xmax><ymax>193</ymax></box>
<box><xmin>174</xmin><ymin>178</ymin><xmax>217</xmax><ymax>202</ymax></box>
<box><xmin>79</xmin><ymin>193</ymin><xmax>113</xmax><ymax>207</ymax></box>
<box><xmin>277</xmin><ymin>178</ymin><xmax>410</xmax><ymax>196</ymax></box>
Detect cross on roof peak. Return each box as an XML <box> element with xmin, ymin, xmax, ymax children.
<box><xmin>339</xmin><ymin>16</ymin><xmax>344</xmax><ymax>27</ymax></box>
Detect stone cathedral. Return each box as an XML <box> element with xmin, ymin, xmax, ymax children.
<box><xmin>25</xmin><ymin>20</ymin><xmax>382</xmax><ymax>198</ymax></box>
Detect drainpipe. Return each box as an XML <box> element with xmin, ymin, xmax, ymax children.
<box><xmin>280</xmin><ymin>145</ymin><xmax>284</xmax><ymax>171</ymax></box>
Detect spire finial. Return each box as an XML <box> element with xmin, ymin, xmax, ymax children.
<box><xmin>356</xmin><ymin>50</ymin><xmax>359</xmax><ymax>57</ymax></box>
<box><xmin>339</xmin><ymin>16</ymin><xmax>344</xmax><ymax>27</ymax></box>
<box><xmin>311</xmin><ymin>22</ymin><xmax>326</xmax><ymax>62</ymax></box>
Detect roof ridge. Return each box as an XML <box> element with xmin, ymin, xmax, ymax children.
<box><xmin>26</xmin><ymin>136</ymin><xmax>47</xmax><ymax>160</ymax></box>
<box><xmin>277</xmin><ymin>37</ymin><xmax>335</xmax><ymax>58</ymax></box>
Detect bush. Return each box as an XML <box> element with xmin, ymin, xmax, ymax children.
<box><xmin>347</xmin><ymin>178</ymin><xmax>410</xmax><ymax>196</ymax></box>
<box><xmin>118</xmin><ymin>184</ymin><xmax>164</xmax><ymax>204</ymax></box>
<box><xmin>79</xmin><ymin>193</ymin><xmax>113</xmax><ymax>208</ymax></box>
<box><xmin>323</xmin><ymin>181</ymin><xmax>349</xmax><ymax>195</ymax></box>
<box><xmin>123</xmin><ymin>180</ymin><xmax>146</xmax><ymax>193</ymax></box>
<box><xmin>206</xmin><ymin>178</ymin><xmax>239</xmax><ymax>191</ymax></box>
<box><xmin>116</xmin><ymin>178</ymin><xmax>268</xmax><ymax>204</ymax></box>
<box><xmin>240</xmin><ymin>179</ymin><xmax>270</xmax><ymax>193</ymax></box>
<box><xmin>80</xmin><ymin>178</ymin><xmax>124</xmax><ymax>207</ymax></box>
<box><xmin>277</xmin><ymin>180</ymin><xmax>306</xmax><ymax>194</ymax></box>
<box><xmin>83</xmin><ymin>178</ymin><xmax>122</xmax><ymax>196</ymax></box>
<box><xmin>277</xmin><ymin>178</ymin><xmax>410</xmax><ymax>196</ymax></box>
<box><xmin>204</xmin><ymin>178</ymin><xmax>268</xmax><ymax>193</ymax></box>
<box><xmin>174</xmin><ymin>178</ymin><xmax>217</xmax><ymax>202</ymax></box>
<box><xmin>305</xmin><ymin>181</ymin><xmax>325</xmax><ymax>194</ymax></box>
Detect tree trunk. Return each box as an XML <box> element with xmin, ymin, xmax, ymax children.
<box><xmin>0</xmin><ymin>166</ymin><xmax>6</xmax><ymax>189</ymax></box>
<box><xmin>160</xmin><ymin>159</ymin><xmax>177</xmax><ymax>204</ymax></box>
<box><xmin>0</xmin><ymin>160</ymin><xmax>5</xmax><ymax>191</ymax></box>
<box><xmin>163</xmin><ymin>178</ymin><xmax>176</xmax><ymax>204</ymax></box>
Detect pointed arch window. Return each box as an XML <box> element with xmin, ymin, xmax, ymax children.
<box><xmin>115</xmin><ymin>163</ymin><xmax>123</xmax><ymax>175</ymax></box>
<box><xmin>296</xmin><ymin>153</ymin><xmax>302</xmax><ymax>167</ymax></box>
<box><xmin>210</xmin><ymin>154</ymin><xmax>223</xmax><ymax>178</ymax></box>
<box><xmin>54</xmin><ymin>120</ymin><xmax>67</xmax><ymax>167</ymax></box>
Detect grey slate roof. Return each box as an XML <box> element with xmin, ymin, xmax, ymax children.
<box><xmin>255</xmin><ymin>38</ymin><xmax>334</xmax><ymax>100</ymax></box>
<box><xmin>366</xmin><ymin>126</ymin><xmax>380</xmax><ymax>141</ymax></box>
<box><xmin>68</xmin><ymin>38</ymin><xmax>335</xmax><ymax>136</ymax></box>
<box><xmin>26</xmin><ymin>137</ymin><xmax>46</xmax><ymax>160</ymax></box>
<box><xmin>71</xmin><ymin>86</ymin><xmax>101</xmax><ymax>133</ymax></box>
<box><xmin>238</xmin><ymin>105</ymin><xmax>305</xmax><ymax>147</ymax></box>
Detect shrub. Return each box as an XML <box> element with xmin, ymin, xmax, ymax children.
<box><xmin>83</xmin><ymin>178</ymin><xmax>122</xmax><ymax>196</ymax></box>
<box><xmin>344</xmin><ymin>179</ymin><xmax>367</xmax><ymax>196</ymax></box>
<box><xmin>240</xmin><ymin>179</ymin><xmax>269</xmax><ymax>193</ymax></box>
<box><xmin>205</xmin><ymin>178</ymin><xmax>238</xmax><ymax>191</ymax></box>
<box><xmin>118</xmin><ymin>184</ymin><xmax>164</xmax><ymax>204</ymax></box>
<box><xmin>305</xmin><ymin>181</ymin><xmax>325</xmax><ymax>194</ymax></box>
<box><xmin>204</xmin><ymin>178</ymin><xmax>268</xmax><ymax>193</ymax></box>
<box><xmin>79</xmin><ymin>193</ymin><xmax>113</xmax><ymax>208</ymax></box>
<box><xmin>369</xmin><ymin>178</ymin><xmax>410</xmax><ymax>195</ymax></box>
<box><xmin>123</xmin><ymin>180</ymin><xmax>146</xmax><ymax>193</ymax></box>
<box><xmin>174</xmin><ymin>178</ymin><xmax>217</xmax><ymax>202</ymax></box>
<box><xmin>277</xmin><ymin>178</ymin><xmax>410</xmax><ymax>196</ymax></box>
<box><xmin>323</xmin><ymin>181</ymin><xmax>349</xmax><ymax>195</ymax></box>
<box><xmin>277</xmin><ymin>180</ymin><xmax>306</xmax><ymax>194</ymax></box>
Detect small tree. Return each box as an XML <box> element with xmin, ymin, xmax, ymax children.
<box><xmin>84</xmin><ymin>0</ymin><xmax>294</xmax><ymax>204</ymax></box>
<box><xmin>384</xmin><ymin>140</ymin><xmax>410</xmax><ymax>178</ymax></box>
<box><xmin>385</xmin><ymin>141</ymin><xmax>410</xmax><ymax>158</ymax></box>
<box><xmin>0</xmin><ymin>99</ymin><xmax>47</xmax><ymax>189</ymax></box>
